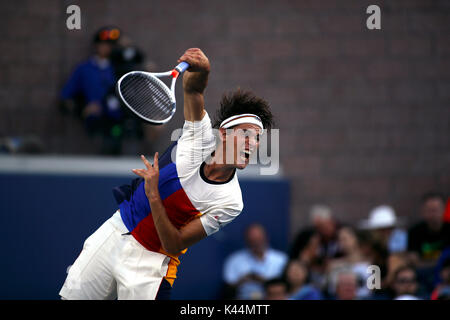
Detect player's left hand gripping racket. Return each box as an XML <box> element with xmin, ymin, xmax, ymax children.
<box><xmin>116</xmin><ymin>61</ymin><xmax>190</xmax><ymax>125</ymax></box>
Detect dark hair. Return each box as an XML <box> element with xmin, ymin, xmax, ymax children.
<box><xmin>421</xmin><ymin>191</ymin><xmax>446</xmax><ymax>205</ymax></box>
<box><xmin>244</xmin><ymin>223</ymin><xmax>266</xmax><ymax>237</ymax></box>
<box><xmin>212</xmin><ymin>89</ymin><xmax>274</xmax><ymax>130</ymax></box>
<box><xmin>288</xmin><ymin>230</ymin><xmax>316</xmax><ymax>260</ymax></box>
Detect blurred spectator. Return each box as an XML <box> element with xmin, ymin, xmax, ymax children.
<box><xmin>263</xmin><ymin>278</ymin><xmax>289</xmax><ymax>300</ymax></box>
<box><xmin>358</xmin><ymin>231</ymin><xmax>391</xmax><ymax>297</ymax></box>
<box><xmin>408</xmin><ymin>192</ymin><xmax>450</xmax><ymax>265</ymax></box>
<box><xmin>391</xmin><ymin>265</ymin><xmax>423</xmax><ymax>300</ymax></box>
<box><xmin>384</xmin><ymin>253</ymin><xmax>412</xmax><ymax>291</ymax></box>
<box><xmin>60</xmin><ymin>26</ymin><xmax>119</xmax><ymax>154</ymax></box>
<box><xmin>359</xmin><ymin>205</ymin><xmax>408</xmax><ymax>253</ymax></box>
<box><xmin>110</xmin><ymin>34</ymin><xmax>145</xmax><ymax>78</ymax></box>
<box><xmin>431</xmin><ymin>256</ymin><xmax>450</xmax><ymax>300</ymax></box>
<box><xmin>223</xmin><ymin>223</ymin><xmax>288</xmax><ymax>300</ymax></box>
<box><xmin>109</xmin><ymin>32</ymin><xmax>162</xmax><ymax>155</ymax></box>
<box><xmin>283</xmin><ymin>260</ymin><xmax>322</xmax><ymax>300</ymax></box>
<box><xmin>331</xmin><ymin>270</ymin><xmax>359</xmax><ymax>300</ymax></box>
<box><xmin>59</xmin><ymin>26</ymin><xmax>156</xmax><ymax>155</ymax></box>
<box><xmin>366</xmin><ymin>252</ymin><xmax>418</xmax><ymax>300</ymax></box>
<box><xmin>326</xmin><ymin>226</ymin><xmax>372</xmax><ymax>298</ymax></box>
<box><xmin>289</xmin><ymin>205</ymin><xmax>341</xmax><ymax>291</ymax></box>
<box><xmin>290</xmin><ymin>205</ymin><xmax>339</xmax><ymax>263</ymax></box>
<box><xmin>355</xmin><ymin>230</ymin><xmax>388</xmax><ymax>270</ymax></box>
<box><xmin>288</xmin><ymin>229</ymin><xmax>325</xmax><ymax>290</ymax></box>
<box><xmin>289</xmin><ymin>230</ymin><xmax>320</xmax><ymax>264</ymax></box>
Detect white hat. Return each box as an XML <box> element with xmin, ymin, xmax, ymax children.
<box><xmin>359</xmin><ymin>205</ymin><xmax>398</xmax><ymax>230</ymax></box>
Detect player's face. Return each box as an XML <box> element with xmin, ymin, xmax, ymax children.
<box><xmin>225</xmin><ymin>123</ymin><xmax>262</xmax><ymax>169</ymax></box>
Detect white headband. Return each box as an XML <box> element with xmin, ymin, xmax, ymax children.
<box><xmin>219</xmin><ymin>113</ymin><xmax>264</xmax><ymax>134</ymax></box>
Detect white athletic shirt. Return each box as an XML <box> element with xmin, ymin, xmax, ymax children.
<box><xmin>176</xmin><ymin>111</ymin><xmax>244</xmax><ymax>236</ymax></box>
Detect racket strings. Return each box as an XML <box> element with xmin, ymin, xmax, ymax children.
<box><xmin>127</xmin><ymin>76</ymin><xmax>170</xmax><ymax>110</ymax></box>
<box><xmin>119</xmin><ymin>74</ymin><xmax>174</xmax><ymax>121</ymax></box>
<box><xmin>128</xmin><ymin>79</ymin><xmax>169</xmax><ymax>118</ymax></box>
<box><xmin>129</xmin><ymin>76</ymin><xmax>169</xmax><ymax>110</ymax></box>
<box><xmin>123</xmin><ymin>76</ymin><xmax>171</xmax><ymax>117</ymax></box>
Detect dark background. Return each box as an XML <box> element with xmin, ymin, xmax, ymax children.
<box><xmin>0</xmin><ymin>0</ymin><xmax>449</xmax><ymax>298</ymax></box>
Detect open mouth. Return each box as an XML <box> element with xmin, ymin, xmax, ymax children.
<box><xmin>240</xmin><ymin>149</ymin><xmax>252</xmax><ymax>162</ymax></box>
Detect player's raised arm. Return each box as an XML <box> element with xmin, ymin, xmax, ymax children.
<box><xmin>177</xmin><ymin>48</ymin><xmax>210</xmax><ymax>121</ymax></box>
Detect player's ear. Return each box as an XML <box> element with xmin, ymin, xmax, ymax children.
<box><xmin>218</xmin><ymin>127</ymin><xmax>227</xmax><ymax>142</ymax></box>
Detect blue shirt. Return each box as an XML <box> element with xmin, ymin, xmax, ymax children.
<box><xmin>388</xmin><ymin>228</ymin><xmax>408</xmax><ymax>253</ymax></box>
<box><xmin>289</xmin><ymin>284</ymin><xmax>323</xmax><ymax>300</ymax></box>
<box><xmin>61</xmin><ymin>57</ymin><xmax>120</xmax><ymax>120</ymax></box>
<box><xmin>223</xmin><ymin>248</ymin><xmax>288</xmax><ymax>299</ymax></box>
<box><xmin>62</xmin><ymin>57</ymin><xmax>115</xmax><ymax>104</ymax></box>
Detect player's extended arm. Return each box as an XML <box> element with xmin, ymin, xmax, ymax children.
<box><xmin>132</xmin><ymin>154</ymin><xmax>207</xmax><ymax>255</ymax></box>
<box><xmin>177</xmin><ymin>48</ymin><xmax>210</xmax><ymax>122</ymax></box>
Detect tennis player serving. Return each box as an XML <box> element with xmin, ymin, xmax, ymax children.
<box><xmin>59</xmin><ymin>48</ymin><xmax>274</xmax><ymax>300</ymax></box>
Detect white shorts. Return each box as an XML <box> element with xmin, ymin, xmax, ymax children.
<box><xmin>59</xmin><ymin>211</ymin><xmax>171</xmax><ymax>300</ymax></box>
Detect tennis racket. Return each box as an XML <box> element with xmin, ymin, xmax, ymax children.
<box><xmin>116</xmin><ymin>61</ymin><xmax>190</xmax><ymax>125</ymax></box>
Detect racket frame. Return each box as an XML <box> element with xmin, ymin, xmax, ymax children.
<box><xmin>116</xmin><ymin>62</ymin><xmax>189</xmax><ymax>125</ymax></box>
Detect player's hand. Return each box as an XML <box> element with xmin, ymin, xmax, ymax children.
<box><xmin>178</xmin><ymin>48</ymin><xmax>210</xmax><ymax>73</ymax></box>
<box><xmin>179</xmin><ymin>48</ymin><xmax>210</xmax><ymax>95</ymax></box>
<box><xmin>132</xmin><ymin>153</ymin><xmax>160</xmax><ymax>200</ymax></box>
